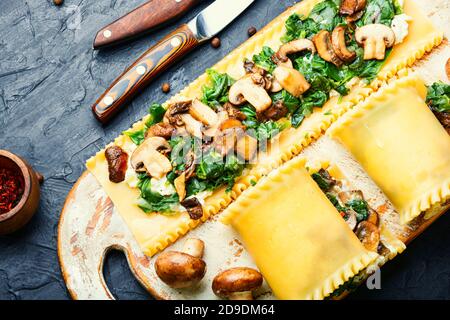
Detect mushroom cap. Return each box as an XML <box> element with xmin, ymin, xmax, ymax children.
<box><xmin>155</xmin><ymin>251</ymin><xmax>206</xmax><ymax>289</ymax></box>
<box><xmin>212</xmin><ymin>267</ymin><xmax>263</xmax><ymax>298</ymax></box>
<box><xmin>277</xmin><ymin>39</ymin><xmax>316</xmax><ymax>60</ymax></box>
<box><xmin>355</xmin><ymin>24</ymin><xmax>396</xmax><ymax>47</ymax></box>
<box><xmin>273</xmin><ymin>66</ymin><xmax>310</xmax><ymax>97</ymax></box>
<box><xmin>355</xmin><ymin>221</ymin><xmax>380</xmax><ymax>252</ymax></box>
<box><xmin>331</xmin><ymin>26</ymin><xmax>356</xmax><ymax>62</ymax></box>
<box><xmin>313</xmin><ymin>30</ymin><xmax>343</xmax><ymax>67</ymax></box>
<box><xmin>228</xmin><ymin>76</ymin><xmax>272</xmax><ymax>112</ymax></box>
<box><xmin>130</xmin><ymin>137</ymin><xmax>172</xmax><ymax>178</ymax></box>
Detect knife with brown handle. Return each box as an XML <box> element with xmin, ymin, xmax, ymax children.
<box><xmin>92</xmin><ymin>0</ymin><xmax>255</xmax><ymax>124</ymax></box>
<box><xmin>93</xmin><ymin>0</ymin><xmax>202</xmax><ymax>49</ymax></box>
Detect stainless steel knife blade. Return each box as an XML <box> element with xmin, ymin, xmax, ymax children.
<box><xmin>187</xmin><ymin>0</ymin><xmax>255</xmax><ymax>42</ymax></box>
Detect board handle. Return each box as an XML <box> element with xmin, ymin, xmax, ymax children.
<box><xmin>92</xmin><ymin>24</ymin><xmax>200</xmax><ymax>124</ymax></box>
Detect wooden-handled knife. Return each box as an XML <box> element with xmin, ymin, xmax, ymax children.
<box><xmin>93</xmin><ymin>0</ymin><xmax>203</xmax><ymax>49</ymax></box>
<box><xmin>92</xmin><ymin>0</ymin><xmax>255</xmax><ymax>124</ymax></box>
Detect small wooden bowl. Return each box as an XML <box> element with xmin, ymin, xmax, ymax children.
<box><xmin>0</xmin><ymin>150</ymin><xmax>42</xmax><ymax>235</ymax></box>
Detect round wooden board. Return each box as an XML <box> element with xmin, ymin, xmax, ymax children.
<box><xmin>58</xmin><ymin>0</ymin><xmax>449</xmax><ymax>300</ymax></box>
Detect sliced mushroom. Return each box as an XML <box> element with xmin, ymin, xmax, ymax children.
<box><xmin>204</xmin><ymin>110</ymin><xmax>229</xmax><ymax>138</ymax></box>
<box><xmin>164</xmin><ymin>100</ymin><xmax>191</xmax><ymax>126</ymax></box>
<box><xmin>181</xmin><ymin>197</ymin><xmax>204</xmax><ymax>220</ymax></box>
<box><xmin>338</xmin><ymin>190</ymin><xmax>364</xmax><ymax>204</ymax></box>
<box><xmin>174</xmin><ymin>173</ymin><xmax>186</xmax><ymax>201</ymax></box>
<box><xmin>355</xmin><ymin>221</ymin><xmax>380</xmax><ymax>252</ymax></box>
<box><xmin>275</xmin><ymin>39</ymin><xmax>316</xmax><ymax>62</ymax></box>
<box><xmin>313</xmin><ymin>30</ymin><xmax>343</xmax><ymax>67</ymax></box>
<box><xmin>236</xmin><ymin>134</ymin><xmax>258</xmax><ymax>161</ymax></box>
<box><xmin>180</xmin><ymin>114</ymin><xmax>203</xmax><ymax>139</ymax></box>
<box><xmin>189</xmin><ymin>99</ymin><xmax>219</xmax><ymax>127</ymax></box>
<box><xmin>213</xmin><ymin>128</ymin><xmax>243</xmax><ymax>157</ymax></box>
<box><xmin>355</xmin><ymin>24</ymin><xmax>396</xmax><ymax>60</ymax></box>
<box><xmin>343</xmin><ymin>208</ymin><xmax>358</xmax><ymax>231</ymax></box>
<box><xmin>146</xmin><ymin>123</ymin><xmax>176</xmax><ymax>139</ymax></box>
<box><xmin>263</xmin><ymin>100</ymin><xmax>288</xmax><ymax>121</ymax></box>
<box><xmin>155</xmin><ymin>238</ymin><xmax>206</xmax><ymax>288</ymax></box>
<box><xmin>105</xmin><ymin>146</ymin><xmax>128</xmax><ymax>183</ymax></box>
<box><xmin>339</xmin><ymin>0</ymin><xmax>366</xmax><ymax>15</ymax></box>
<box><xmin>367</xmin><ymin>208</ymin><xmax>379</xmax><ymax>226</ymax></box>
<box><xmin>130</xmin><ymin>137</ymin><xmax>172</xmax><ymax>179</ymax></box>
<box><xmin>223</xmin><ymin>102</ymin><xmax>247</xmax><ymax>121</ymax></box>
<box><xmin>220</xmin><ymin>118</ymin><xmax>245</xmax><ymax>131</ymax></box>
<box><xmin>332</xmin><ymin>26</ymin><xmax>356</xmax><ymax>62</ymax></box>
<box><xmin>228</xmin><ymin>76</ymin><xmax>272</xmax><ymax>112</ymax></box>
<box><xmin>212</xmin><ymin>267</ymin><xmax>263</xmax><ymax>300</ymax></box>
<box><xmin>273</xmin><ymin>66</ymin><xmax>310</xmax><ymax>97</ymax></box>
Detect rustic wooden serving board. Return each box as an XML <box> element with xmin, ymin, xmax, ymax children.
<box><xmin>57</xmin><ymin>1</ymin><xmax>449</xmax><ymax>300</ymax></box>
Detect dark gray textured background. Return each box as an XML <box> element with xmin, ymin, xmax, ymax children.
<box><xmin>0</xmin><ymin>0</ymin><xmax>449</xmax><ymax>300</ymax></box>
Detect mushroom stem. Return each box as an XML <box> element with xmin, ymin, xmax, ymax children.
<box><xmin>229</xmin><ymin>291</ymin><xmax>254</xmax><ymax>300</ymax></box>
<box><xmin>183</xmin><ymin>238</ymin><xmax>204</xmax><ymax>258</ymax></box>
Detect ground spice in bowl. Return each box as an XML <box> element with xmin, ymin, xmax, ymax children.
<box><xmin>0</xmin><ymin>168</ymin><xmax>25</xmax><ymax>215</ymax></box>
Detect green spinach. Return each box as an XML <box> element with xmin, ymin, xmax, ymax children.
<box><xmin>426</xmin><ymin>82</ymin><xmax>450</xmax><ymax>113</ymax></box>
<box><xmin>136</xmin><ymin>174</ymin><xmax>179</xmax><ymax>214</ymax></box>
<box><xmin>201</xmin><ymin>69</ymin><xmax>235</xmax><ymax>109</ymax></box>
<box><xmin>252</xmin><ymin>46</ymin><xmax>277</xmax><ymax>73</ymax></box>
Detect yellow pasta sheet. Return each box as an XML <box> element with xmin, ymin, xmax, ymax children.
<box><xmin>86</xmin><ymin>0</ymin><xmax>443</xmax><ymax>256</ymax></box>
<box><xmin>222</xmin><ymin>157</ymin><xmax>378</xmax><ymax>300</ymax></box>
<box><xmin>329</xmin><ymin>76</ymin><xmax>450</xmax><ymax>224</ymax></box>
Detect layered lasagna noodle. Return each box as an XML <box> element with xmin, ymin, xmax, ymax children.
<box><xmin>329</xmin><ymin>76</ymin><xmax>450</xmax><ymax>224</ymax></box>
<box><xmin>221</xmin><ymin>157</ymin><xmax>406</xmax><ymax>299</ymax></box>
<box><xmin>86</xmin><ymin>0</ymin><xmax>444</xmax><ymax>256</ymax></box>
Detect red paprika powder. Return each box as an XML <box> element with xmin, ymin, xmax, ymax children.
<box><xmin>0</xmin><ymin>168</ymin><xmax>24</xmax><ymax>214</ymax></box>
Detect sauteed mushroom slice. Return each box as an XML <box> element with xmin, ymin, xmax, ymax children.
<box><xmin>180</xmin><ymin>114</ymin><xmax>203</xmax><ymax>139</ymax></box>
<box><xmin>155</xmin><ymin>238</ymin><xmax>206</xmax><ymax>288</ymax></box>
<box><xmin>105</xmin><ymin>146</ymin><xmax>128</xmax><ymax>183</ymax></box>
<box><xmin>263</xmin><ymin>100</ymin><xmax>288</xmax><ymax>121</ymax></box>
<box><xmin>340</xmin><ymin>0</ymin><xmax>366</xmax><ymax>15</ymax></box>
<box><xmin>174</xmin><ymin>173</ymin><xmax>186</xmax><ymax>201</ymax></box>
<box><xmin>332</xmin><ymin>26</ymin><xmax>356</xmax><ymax>62</ymax></box>
<box><xmin>355</xmin><ymin>221</ymin><xmax>380</xmax><ymax>252</ymax></box>
<box><xmin>275</xmin><ymin>39</ymin><xmax>316</xmax><ymax>62</ymax></box>
<box><xmin>343</xmin><ymin>208</ymin><xmax>358</xmax><ymax>231</ymax></box>
<box><xmin>130</xmin><ymin>137</ymin><xmax>172</xmax><ymax>179</ymax></box>
<box><xmin>224</xmin><ymin>102</ymin><xmax>247</xmax><ymax>121</ymax></box>
<box><xmin>338</xmin><ymin>190</ymin><xmax>364</xmax><ymax>204</ymax></box>
<box><xmin>220</xmin><ymin>118</ymin><xmax>245</xmax><ymax>131</ymax></box>
<box><xmin>189</xmin><ymin>99</ymin><xmax>219</xmax><ymax>127</ymax></box>
<box><xmin>181</xmin><ymin>197</ymin><xmax>204</xmax><ymax>220</ymax></box>
<box><xmin>273</xmin><ymin>66</ymin><xmax>310</xmax><ymax>97</ymax></box>
<box><xmin>228</xmin><ymin>76</ymin><xmax>272</xmax><ymax>112</ymax></box>
<box><xmin>313</xmin><ymin>30</ymin><xmax>343</xmax><ymax>67</ymax></box>
<box><xmin>146</xmin><ymin>123</ymin><xmax>176</xmax><ymax>139</ymax></box>
<box><xmin>212</xmin><ymin>267</ymin><xmax>263</xmax><ymax>300</ymax></box>
<box><xmin>355</xmin><ymin>24</ymin><xmax>395</xmax><ymax>60</ymax></box>
<box><xmin>367</xmin><ymin>208</ymin><xmax>379</xmax><ymax>226</ymax></box>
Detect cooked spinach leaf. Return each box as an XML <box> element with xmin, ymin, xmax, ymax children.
<box><xmin>241</xmin><ymin>104</ymin><xmax>289</xmax><ymax>141</ymax></box>
<box><xmin>326</xmin><ymin>193</ymin><xmax>348</xmax><ymax>214</ymax></box>
<box><xmin>145</xmin><ymin>103</ymin><xmax>166</xmax><ymax>127</ymax></box>
<box><xmin>136</xmin><ymin>174</ymin><xmax>179</xmax><ymax>214</ymax></box>
<box><xmin>123</xmin><ymin>128</ymin><xmax>146</xmax><ymax>145</ymax></box>
<box><xmin>252</xmin><ymin>46</ymin><xmax>277</xmax><ymax>73</ymax></box>
<box><xmin>201</xmin><ymin>69</ymin><xmax>235</xmax><ymax>109</ymax></box>
<box><xmin>346</xmin><ymin>199</ymin><xmax>369</xmax><ymax>222</ymax></box>
<box><xmin>195</xmin><ymin>150</ymin><xmax>245</xmax><ymax>192</ymax></box>
<box><xmin>426</xmin><ymin>82</ymin><xmax>450</xmax><ymax>113</ymax></box>
<box><xmin>312</xmin><ymin>172</ymin><xmax>331</xmax><ymax>191</ymax></box>
<box><xmin>357</xmin><ymin>0</ymin><xmax>396</xmax><ymax>26</ymax></box>
<box><xmin>272</xmin><ymin>90</ymin><xmax>301</xmax><ymax>113</ymax></box>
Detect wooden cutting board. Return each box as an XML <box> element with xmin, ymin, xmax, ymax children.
<box><xmin>57</xmin><ymin>0</ymin><xmax>450</xmax><ymax>300</ymax></box>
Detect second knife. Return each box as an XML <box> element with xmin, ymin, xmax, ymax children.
<box><xmin>92</xmin><ymin>0</ymin><xmax>255</xmax><ymax>124</ymax></box>
<box><xmin>93</xmin><ymin>0</ymin><xmax>203</xmax><ymax>49</ymax></box>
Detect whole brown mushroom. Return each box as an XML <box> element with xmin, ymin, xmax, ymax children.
<box><xmin>155</xmin><ymin>238</ymin><xmax>206</xmax><ymax>288</ymax></box>
<box><xmin>212</xmin><ymin>267</ymin><xmax>263</xmax><ymax>300</ymax></box>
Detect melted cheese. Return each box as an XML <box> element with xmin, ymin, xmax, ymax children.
<box><xmin>222</xmin><ymin>157</ymin><xmax>378</xmax><ymax>300</ymax></box>
<box><xmin>329</xmin><ymin>76</ymin><xmax>450</xmax><ymax>224</ymax></box>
